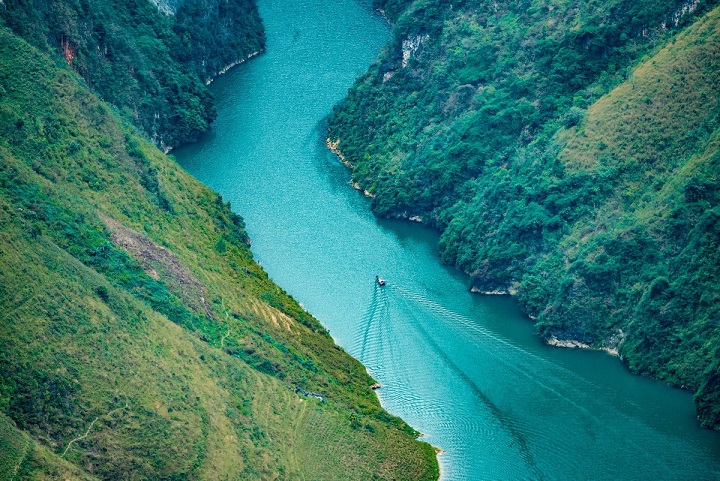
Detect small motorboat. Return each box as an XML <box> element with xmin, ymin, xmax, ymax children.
<box><xmin>376</xmin><ymin>275</ymin><xmax>386</xmax><ymax>286</ymax></box>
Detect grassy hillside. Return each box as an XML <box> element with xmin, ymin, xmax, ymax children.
<box><xmin>1</xmin><ymin>0</ymin><xmax>265</xmax><ymax>149</ymax></box>
<box><xmin>0</xmin><ymin>414</ymin><xmax>98</xmax><ymax>481</ymax></box>
<box><xmin>0</xmin><ymin>27</ymin><xmax>438</xmax><ymax>479</ymax></box>
<box><xmin>329</xmin><ymin>1</ymin><xmax>720</xmax><ymax>427</ymax></box>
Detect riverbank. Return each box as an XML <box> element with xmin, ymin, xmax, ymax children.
<box><xmin>327</xmin><ymin>137</ymin><xmax>376</xmax><ymax>198</ymax></box>
<box><xmin>206</xmin><ymin>51</ymin><xmax>263</xmax><ymax>85</ymax></box>
<box><xmin>546</xmin><ymin>337</ymin><xmax>621</xmax><ymax>357</ymax></box>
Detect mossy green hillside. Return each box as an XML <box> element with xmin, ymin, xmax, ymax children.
<box><xmin>329</xmin><ymin>1</ymin><xmax>720</xmax><ymax>427</ymax></box>
<box><xmin>0</xmin><ymin>414</ymin><xmax>98</xmax><ymax>481</ymax></box>
<box><xmin>331</xmin><ymin>0</ymin><xmax>713</xmax><ymax>218</ymax></box>
<box><xmin>0</xmin><ymin>28</ymin><xmax>438</xmax><ymax>480</ymax></box>
<box><xmin>1</xmin><ymin>0</ymin><xmax>265</xmax><ymax>149</ymax></box>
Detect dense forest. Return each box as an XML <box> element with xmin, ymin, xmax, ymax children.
<box><xmin>0</xmin><ymin>0</ymin><xmax>265</xmax><ymax>150</ymax></box>
<box><xmin>329</xmin><ymin>0</ymin><xmax>720</xmax><ymax>428</ymax></box>
<box><xmin>0</xmin><ymin>2</ymin><xmax>439</xmax><ymax>479</ymax></box>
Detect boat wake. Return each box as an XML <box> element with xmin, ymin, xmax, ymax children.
<box><xmin>349</xmin><ymin>280</ymin><xmax>685</xmax><ymax>480</ymax></box>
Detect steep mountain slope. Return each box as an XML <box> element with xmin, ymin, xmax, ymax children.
<box><xmin>0</xmin><ymin>27</ymin><xmax>438</xmax><ymax>479</ymax></box>
<box><xmin>1</xmin><ymin>0</ymin><xmax>265</xmax><ymax>150</ymax></box>
<box><xmin>329</xmin><ymin>0</ymin><xmax>720</xmax><ymax>427</ymax></box>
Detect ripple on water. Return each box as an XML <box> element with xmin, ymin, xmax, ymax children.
<box><xmin>355</xmin><ymin>282</ymin><xmax>638</xmax><ymax>479</ymax></box>
<box><xmin>174</xmin><ymin>0</ymin><xmax>720</xmax><ymax>475</ymax></box>
<box><xmin>354</xmin><ymin>283</ymin><xmax>555</xmax><ymax>478</ymax></box>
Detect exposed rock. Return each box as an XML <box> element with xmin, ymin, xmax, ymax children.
<box><xmin>148</xmin><ymin>0</ymin><xmax>183</xmax><ymax>15</ymax></box>
<box><xmin>205</xmin><ymin>51</ymin><xmax>262</xmax><ymax>85</ymax></box>
<box><xmin>469</xmin><ymin>286</ymin><xmax>517</xmax><ymax>295</ymax></box>
<box><xmin>401</xmin><ymin>34</ymin><xmax>429</xmax><ymax>68</ymax></box>
<box><xmin>326</xmin><ymin>138</ymin><xmax>353</xmax><ymax>168</ymax></box>
<box><xmin>100</xmin><ymin>213</ymin><xmax>213</xmax><ymax>319</ymax></box>
<box><xmin>546</xmin><ymin>333</ymin><xmax>623</xmax><ymax>357</ymax></box>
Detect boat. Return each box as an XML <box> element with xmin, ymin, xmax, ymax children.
<box><xmin>376</xmin><ymin>276</ymin><xmax>386</xmax><ymax>286</ymax></box>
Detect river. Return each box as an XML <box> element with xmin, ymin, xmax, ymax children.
<box><xmin>173</xmin><ymin>0</ymin><xmax>720</xmax><ymax>479</ymax></box>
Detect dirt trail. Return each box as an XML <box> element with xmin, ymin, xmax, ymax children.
<box><xmin>62</xmin><ymin>399</ymin><xmax>129</xmax><ymax>458</ymax></box>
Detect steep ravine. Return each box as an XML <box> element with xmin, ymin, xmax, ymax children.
<box><xmin>328</xmin><ymin>0</ymin><xmax>720</xmax><ymax>429</ymax></box>
<box><xmin>173</xmin><ymin>0</ymin><xmax>720</xmax><ymax>479</ymax></box>
<box><xmin>0</xmin><ymin>5</ymin><xmax>438</xmax><ymax>479</ymax></box>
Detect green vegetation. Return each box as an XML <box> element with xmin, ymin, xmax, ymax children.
<box><xmin>0</xmin><ymin>414</ymin><xmax>98</xmax><ymax>481</ymax></box>
<box><xmin>329</xmin><ymin>0</ymin><xmax>720</xmax><ymax>427</ymax></box>
<box><xmin>0</xmin><ymin>24</ymin><xmax>438</xmax><ymax>480</ymax></box>
<box><xmin>0</xmin><ymin>0</ymin><xmax>265</xmax><ymax>149</ymax></box>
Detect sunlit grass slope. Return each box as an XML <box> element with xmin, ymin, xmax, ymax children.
<box><xmin>442</xmin><ymin>4</ymin><xmax>720</xmax><ymax>429</ymax></box>
<box><xmin>0</xmin><ymin>28</ymin><xmax>438</xmax><ymax>479</ymax></box>
<box><xmin>330</xmin><ymin>0</ymin><xmax>720</xmax><ymax>428</ymax></box>
<box><xmin>547</xmin><ymin>7</ymin><xmax>720</xmax><ymax>426</ymax></box>
<box><xmin>0</xmin><ymin>414</ymin><xmax>98</xmax><ymax>481</ymax></box>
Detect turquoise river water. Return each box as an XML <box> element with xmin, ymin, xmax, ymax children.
<box><xmin>174</xmin><ymin>0</ymin><xmax>720</xmax><ymax>479</ymax></box>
